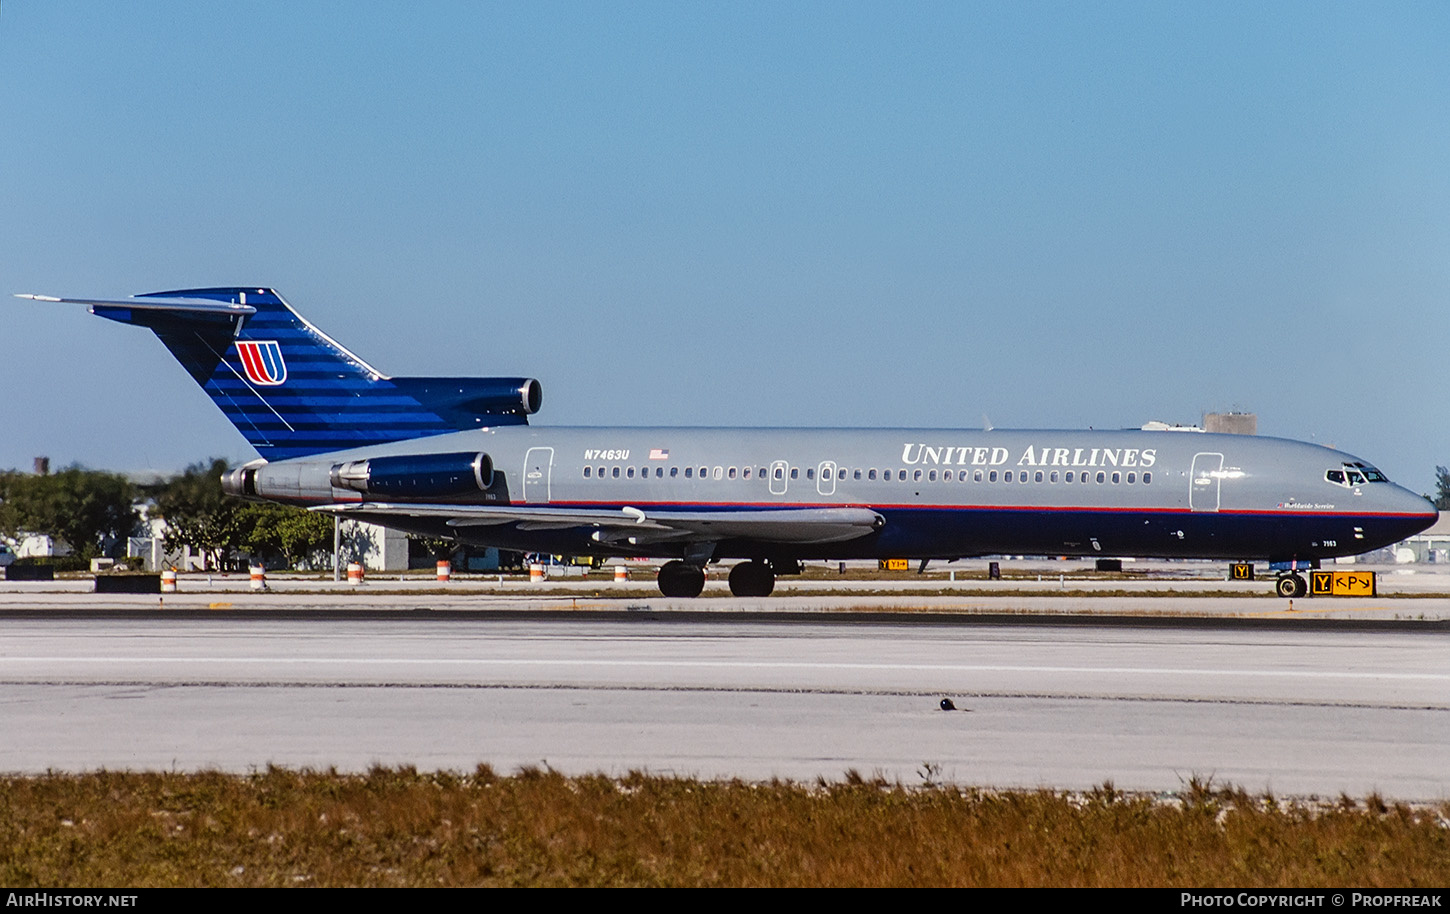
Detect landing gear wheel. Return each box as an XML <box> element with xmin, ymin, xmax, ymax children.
<box><xmin>728</xmin><ymin>561</ymin><xmax>776</xmax><ymax>597</ymax></box>
<box><xmin>1275</xmin><ymin>573</ymin><xmax>1307</xmax><ymax>598</ymax></box>
<box><xmin>658</xmin><ymin>560</ymin><xmax>706</xmax><ymax>598</ymax></box>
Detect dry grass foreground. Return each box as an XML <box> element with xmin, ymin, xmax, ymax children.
<box><xmin>1</xmin><ymin>767</ymin><xmax>1446</xmax><ymax>887</ymax></box>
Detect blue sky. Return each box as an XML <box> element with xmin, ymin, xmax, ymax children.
<box><xmin>2</xmin><ymin>2</ymin><xmax>1447</xmax><ymax>492</ymax></box>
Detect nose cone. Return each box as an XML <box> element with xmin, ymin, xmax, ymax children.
<box><xmin>1385</xmin><ymin>486</ymin><xmax>1438</xmax><ymax>540</ymax></box>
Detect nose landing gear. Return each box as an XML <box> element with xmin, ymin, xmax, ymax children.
<box><xmin>1275</xmin><ymin>573</ymin><xmax>1308</xmax><ymax>598</ymax></box>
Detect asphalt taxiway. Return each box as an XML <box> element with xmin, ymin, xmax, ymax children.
<box><xmin>0</xmin><ymin>584</ymin><xmax>1445</xmax><ymax>799</ymax></box>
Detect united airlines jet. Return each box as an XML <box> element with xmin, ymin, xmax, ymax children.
<box><xmin>21</xmin><ymin>288</ymin><xmax>1437</xmax><ymax>598</ymax></box>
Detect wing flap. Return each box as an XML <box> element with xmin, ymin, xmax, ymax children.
<box><xmin>314</xmin><ymin>503</ymin><xmax>884</xmax><ymax>545</ymax></box>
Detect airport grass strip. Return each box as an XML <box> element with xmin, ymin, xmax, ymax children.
<box><xmin>1</xmin><ymin>768</ymin><xmax>1446</xmax><ymax>887</ymax></box>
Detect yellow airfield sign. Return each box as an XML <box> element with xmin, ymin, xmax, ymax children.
<box><xmin>1309</xmin><ymin>570</ymin><xmax>1377</xmax><ymax>597</ymax></box>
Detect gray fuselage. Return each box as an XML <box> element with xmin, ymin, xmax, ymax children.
<box><xmin>245</xmin><ymin>425</ymin><xmax>1437</xmax><ymax>564</ymax></box>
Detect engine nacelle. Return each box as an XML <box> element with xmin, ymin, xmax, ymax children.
<box><xmin>330</xmin><ymin>451</ymin><xmax>494</xmax><ymax>498</ymax></box>
<box><xmin>220</xmin><ymin>460</ymin><xmax>266</xmax><ymax>499</ymax></box>
<box><xmin>391</xmin><ymin>376</ymin><xmax>543</xmax><ymax>422</ymax></box>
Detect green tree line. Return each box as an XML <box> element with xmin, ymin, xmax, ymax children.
<box><xmin>0</xmin><ymin>459</ymin><xmax>335</xmax><ymax>569</ymax></box>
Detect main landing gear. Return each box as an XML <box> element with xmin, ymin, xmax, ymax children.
<box><xmin>727</xmin><ymin>560</ymin><xmax>775</xmax><ymax>597</ymax></box>
<box><xmin>1275</xmin><ymin>573</ymin><xmax>1308</xmax><ymax>598</ymax></box>
<box><xmin>657</xmin><ymin>560</ymin><xmax>706</xmax><ymax>598</ymax></box>
<box><xmin>654</xmin><ymin>559</ymin><xmax>783</xmax><ymax>598</ymax></box>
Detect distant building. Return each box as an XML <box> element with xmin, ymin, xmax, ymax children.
<box><xmin>338</xmin><ymin>518</ymin><xmax>410</xmax><ymax>572</ymax></box>
<box><xmin>128</xmin><ymin>513</ymin><xmax>409</xmax><ymax>572</ymax></box>
<box><xmin>1204</xmin><ymin>412</ymin><xmax>1257</xmax><ymax>435</ymax></box>
<box><xmin>1365</xmin><ymin>514</ymin><xmax>1450</xmax><ymax>564</ymax></box>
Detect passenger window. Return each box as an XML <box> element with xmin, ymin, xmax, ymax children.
<box><xmin>774</xmin><ymin>467</ymin><xmax>784</xmax><ymax>480</ymax></box>
<box><xmin>927</xmin><ymin>470</ymin><xmax>936</xmax><ymax>482</ymax></box>
<box><xmin>743</xmin><ymin>467</ymin><xmax>751</xmax><ymax>479</ymax></box>
<box><xmin>1049</xmin><ymin>471</ymin><xmax>1058</xmax><ymax>483</ymax></box>
<box><xmin>700</xmin><ymin>466</ymin><xmax>707</xmax><ymax>478</ymax></box>
<box><xmin>854</xmin><ymin>469</ymin><xmax>862</xmax><ymax>480</ymax></box>
<box><xmin>1035</xmin><ymin>471</ymin><xmax>1043</xmax><ymax>483</ymax></box>
<box><xmin>973</xmin><ymin>470</ymin><xmax>983</xmax><ymax>482</ymax></box>
<box><xmin>728</xmin><ymin>467</ymin><xmax>737</xmax><ymax>479</ymax></box>
<box><xmin>684</xmin><ymin>467</ymin><xmax>693</xmax><ymax>479</ymax></box>
<box><xmin>583</xmin><ymin>466</ymin><xmax>591</xmax><ymax>478</ymax></box>
<box><xmin>989</xmin><ymin>471</ymin><xmax>998</xmax><ymax>482</ymax></box>
<box><xmin>1096</xmin><ymin>471</ymin><xmax>1105</xmax><ymax>483</ymax></box>
<box><xmin>656</xmin><ymin>467</ymin><xmax>664</xmax><ymax>478</ymax></box>
<box><xmin>1065</xmin><ymin>471</ymin><xmax>1074</xmax><ymax>483</ymax></box>
<box><xmin>791</xmin><ymin>468</ymin><xmax>799</xmax><ymax>480</ymax></box>
<box><xmin>612</xmin><ymin>467</ymin><xmax>621</xmax><ymax>478</ymax></box>
<box><xmin>627</xmin><ymin>467</ymin><xmax>635</xmax><ymax>479</ymax></box>
<box><xmin>898</xmin><ymin>470</ymin><xmax>907</xmax><ymax>481</ymax></box>
<box><xmin>868</xmin><ymin>469</ymin><xmax>877</xmax><ymax>480</ymax></box>
<box><xmin>670</xmin><ymin>467</ymin><xmax>678</xmax><ymax>478</ymax></box>
<box><xmin>713</xmin><ymin>467</ymin><xmax>723</xmax><ymax>480</ymax></box>
<box><xmin>943</xmin><ymin>470</ymin><xmax>952</xmax><ymax>481</ymax></box>
<box><xmin>1144</xmin><ymin>472</ymin><xmax>1152</xmax><ymax>484</ymax></box>
<box><xmin>1111</xmin><ymin>472</ymin><xmax>1120</xmax><ymax>484</ymax></box>
<box><xmin>1127</xmin><ymin>472</ymin><xmax>1135</xmax><ymax>484</ymax></box>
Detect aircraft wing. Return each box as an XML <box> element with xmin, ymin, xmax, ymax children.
<box><xmin>314</xmin><ymin>503</ymin><xmax>885</xmax><ymax>545</ymax></box>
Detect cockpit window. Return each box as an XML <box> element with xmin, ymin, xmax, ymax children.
<box><xmin>1326</xmin><ymin>463</ymin><xmax>1389</xmax><ymax>487</ymax></box>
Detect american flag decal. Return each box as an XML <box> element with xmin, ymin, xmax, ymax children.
<box><xmin>649</xmin><ymin>448</ymin><xmax>669</xmax><ymax>460</ymax></box>
<box><xmin>236</xmin><ymin>340</ymin><xmax>287</xmax><ymax>386</ymax></box>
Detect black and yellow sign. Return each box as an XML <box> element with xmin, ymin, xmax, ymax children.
<box><xmin>1230</xmin><ymin>562</ymin><xmax>1254</xmax><ymax>581</ymax></box>
<box><xmin>879</xmin><ymin>558</ymin><xmax>909</xmax><ymax>571</ymax></box>
<box><xmin>1309</xmin><ymin>570</ymin><xmax>1377</xmax><ymax>597</ymax></box>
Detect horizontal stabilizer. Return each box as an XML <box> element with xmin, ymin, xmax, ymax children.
<box><xmin>17</xmin><ymin>293</ymin><xmax>257</xmax><ymax>316</ymax></box>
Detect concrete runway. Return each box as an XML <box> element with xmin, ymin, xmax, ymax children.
<box><xmin>7</xmin><ymin>558</ymin><xmax>1449</xmax><ymax>620</ymax></box>
<box><xmin>0</xmin><ymin>607</ymin><xmax>1445</xmax><ymax>800</ymax></box>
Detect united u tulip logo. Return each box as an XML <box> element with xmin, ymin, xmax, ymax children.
<box><xmin>236</xmin><ymin>340</ymin><xmax>287</xmax><ymax>386</ymax></box>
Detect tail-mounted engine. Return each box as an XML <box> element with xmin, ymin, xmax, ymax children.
<box><xmin>329</xmin><ymin>451</ymin><xmax>495</xmax><ymax>498</ymax></box>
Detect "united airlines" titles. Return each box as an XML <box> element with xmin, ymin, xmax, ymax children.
<box><xmin>900</xmin><ymin>444</ymin><xmax>1157</xmax><ymax>468</ymax></box>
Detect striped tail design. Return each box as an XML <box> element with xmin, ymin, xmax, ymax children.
<box><xmin>67</xmin><ymin>287</ymin><xmax>538</xmax><ymax>460</ymax></box>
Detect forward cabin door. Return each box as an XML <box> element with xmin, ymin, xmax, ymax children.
<box><xmin>524</xmin><ymin>447</ymin><xmax>554</xmax><ymax>504</ymax></box>
<box><xmin>1190</xmin><ymin>452</ymin><xmax>1224</xmax><ymax>512</ymax></box>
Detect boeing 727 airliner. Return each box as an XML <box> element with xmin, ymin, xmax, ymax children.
<box><xmin>21</xmin><ymin>287</ymin><xmax>1437</xmax><ymax>597</ymax></box>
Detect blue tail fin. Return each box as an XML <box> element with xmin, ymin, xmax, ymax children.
<box><xmin>37</xmin><ymin>287</ymin><xmax>540</xmax><ymax>460</ymax></box>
